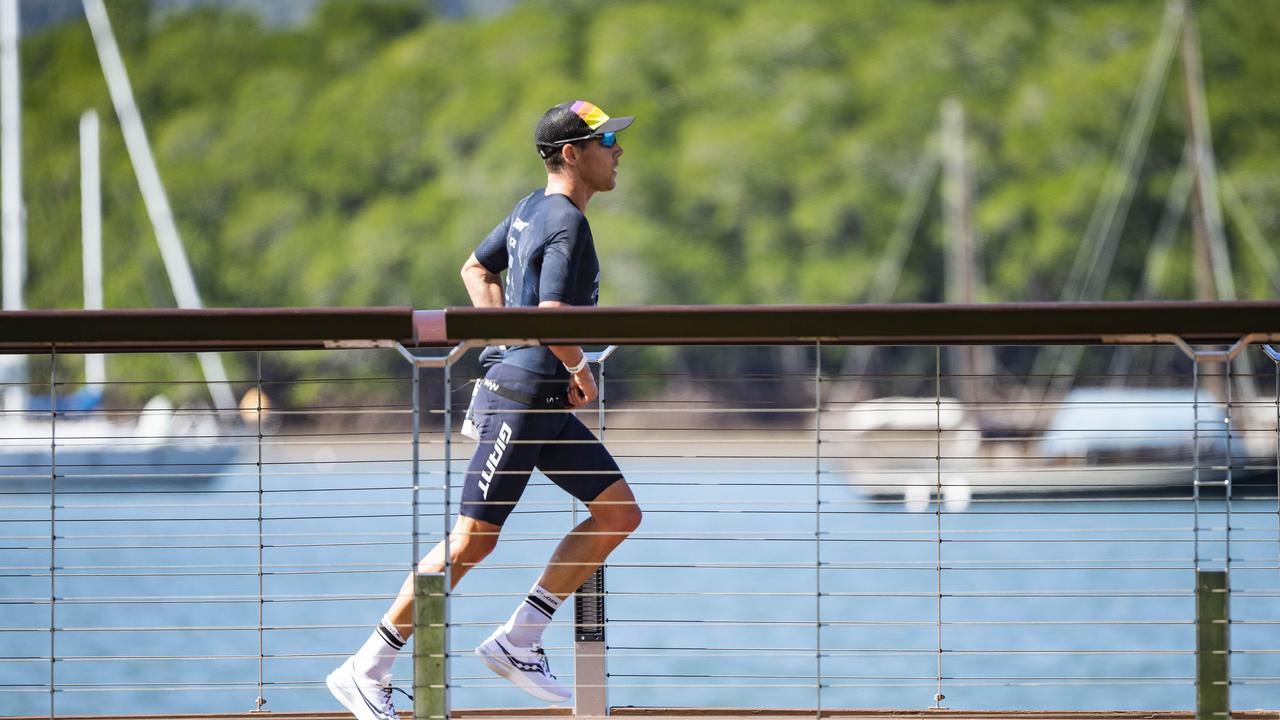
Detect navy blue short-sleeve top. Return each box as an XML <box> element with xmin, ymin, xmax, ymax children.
<box><xmin>473</xmin><ymin>190</ymin><xmax>601</xmax><ymax>377</ymax></box>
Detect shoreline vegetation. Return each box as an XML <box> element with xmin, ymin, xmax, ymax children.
<box><xmin>19</xmin><ymin>0</ymin><xmax>1280</xmax><ymax>410</ymax></box>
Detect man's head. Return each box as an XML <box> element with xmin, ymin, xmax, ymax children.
<box><xmin>535</xmin><ymin>101</ymin><xmax>632</xmax><ymax>190</ymax></box>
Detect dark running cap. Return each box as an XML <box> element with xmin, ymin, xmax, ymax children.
<box><xmin>535</xmin><ymin>100</ymin><xmax>634</xmax><ymax>158</ymax></box>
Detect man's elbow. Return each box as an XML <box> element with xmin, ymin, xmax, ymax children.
<box><xmin>461</xmin><ymin>265</ymin><xmax>487</xmax><ymax>288</ymax></box>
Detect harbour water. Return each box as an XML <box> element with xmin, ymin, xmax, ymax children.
<box><xmin>1</xmin><ymin>448</ymin><xmax>1277</xmax><ymax>716</ymax></box>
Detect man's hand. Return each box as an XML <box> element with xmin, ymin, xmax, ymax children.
<box><xmin>540</xmin><ymin>301</ymin><xmax>598</xmax><ymax>406</ymax></box>
<box><xmin>568</xmin><ymin>367</ymin><xmax>598</xmax><ymax>407</ymax></box>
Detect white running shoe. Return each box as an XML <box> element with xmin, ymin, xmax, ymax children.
<box><xmin>475</xmin><ymin>629</ymin><xmax>572</xmax><ymax>703</ymax></box>
<box><xmin>325</xmin><ymin>656</ymin><xmax>406</xmax><ymax>720</ymax></box>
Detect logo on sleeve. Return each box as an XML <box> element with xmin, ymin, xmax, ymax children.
<box><xmin>512</xmin><ymin>218</ymin><xmax>529</xmax><ymax>232</ymax></box>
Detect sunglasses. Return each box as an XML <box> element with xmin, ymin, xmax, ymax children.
<box><xmin>545</xmin><ymin>131</ymin><xmax>617</xmax><ymax>150</ymax></box>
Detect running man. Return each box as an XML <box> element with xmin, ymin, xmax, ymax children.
<box><xmin>327</xmin><ymin>100</ymin><xmax>642</xmax><ymax>718</ymax></box>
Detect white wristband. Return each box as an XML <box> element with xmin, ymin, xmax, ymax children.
<box><xmin>564</xmin><ymin>355</ymin><xmax>588</xmax><ymax>374</ymax></box>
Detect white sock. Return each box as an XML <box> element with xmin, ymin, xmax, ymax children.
<box><xmin>353</xmin><ymin>614</ymin><xmax>405</xmax><ymax>680</ymax></box>
<box><xmin>501</xmin><ymin>584</ymin><xmax>563</xmax><ymax>648</ymax></box>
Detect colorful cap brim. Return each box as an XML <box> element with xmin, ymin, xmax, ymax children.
<box><xmin>595</xmin><ymin>115</ymin><xmax>634</xmax><ymax>134</ymax></box>
<box><xmin>569</xmin><ymin>100</ymin><xmax>634</xmax><ymax>136</ymax></box>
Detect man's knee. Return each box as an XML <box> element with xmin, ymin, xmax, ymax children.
<box><xmin>590</xmin><ymin>478</ymin><xmax>642</xmax><ymax>538</ymax></box>
<box><xmin>616</xmin><ymin>503</ymin><xmax>642</xmax><ymax>536</ymax></box>
<box><xmin>599</xmin><ymin>501</ymin><xmax>642</xmax><ymax>538</ymax></box>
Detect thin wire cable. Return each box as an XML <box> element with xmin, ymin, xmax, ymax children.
<box><xmin>1227</xmin><ymin>355</ymin><xmax>1234</xmax><ymax>581</ymax></box>
<box><xmin>48</xmin><ymin>349</ymin><xmax>58</xmax><ymax>720</ymax></box>
<box><xmin>1194</xmin><ymin>357</ymin><xmax>1202</xmax><ymax>570</ymax></box>
<box><xmin>442</xmin><ymin>358</ymin><xmax>453</xmax><ymax>713</ymax></box>
<box><xmin>813</xmin><ymin>341</ymin><xmax>822</xmax><ymax>716</ymax></box>
<box><xmin>934</xmin><ymin>344</ymin><xmax>945</xmax><ymax>709</ymax></box>
<box><xmin>254</xmin><ymin>352</ymin><xmax>266</xmax><ymax>712</ymax></box>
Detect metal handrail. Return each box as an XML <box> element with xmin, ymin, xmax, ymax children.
<box><xmin>0</xmin><ymin>301</ymin><xmax>1278</xmax><ymax>353</ymax></box>
<box><xmin>417</xmin><ymin>301</ymin><xmax>1280</xmax><ymax>346</ymax></box>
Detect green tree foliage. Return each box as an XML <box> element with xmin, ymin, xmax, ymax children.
<box><xmin>14</xmin><ymin>0</ymin><xmax>1280</xmax><ymax>404</ymax></box>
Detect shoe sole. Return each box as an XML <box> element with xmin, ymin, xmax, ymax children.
<box><xmin>474</xmin><ymin>643</ymin><xmax>572</xmax><ymax>704</ymax></box>
<box><xmin>326</xmin><ymin>668</ymin><xmax>391</xmax><ymax>720</ymax></box>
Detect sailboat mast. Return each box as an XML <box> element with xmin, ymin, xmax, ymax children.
<box><xmin>941</xmin><ymin>98</ymin><xmax>992</xmax><ymax>405</ymax></box>
<box><xmin>0</xmin><ymin>0</ymin><xmax>19</xmax><ymax>313</ymax></box>
<box><xmin>1</xmin><ymin>0</ymin><xmax>25</xmax><ymax>411</ymax></box>
<box><xmin>82</xmin><ymin>0</ymin><xmax>236</xmax><ymax>413</ymax></box>
<box><xmin>81</xmin><ymin>110</ymin><xmax>105</xmax><ymax>388</ymax></box>
<box><xmin>1179</xmin><ymin>0</ymin><xmax>1234</xmax><ymax>301</ymax></box>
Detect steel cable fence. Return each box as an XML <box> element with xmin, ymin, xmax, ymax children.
<box><xmin>1</xmin><ymin>348</ymin><xmax>423</xmax><ymax>717</ymax></box>
<box><xmin>0</xmin><ymin>337</ymin><xmax>1276</xmax><ymax>716</ymax></box>
<box><xmin>428</xmin><ymin>343</ymin><xmax>1279</xmax><ymax>713</ymax></box>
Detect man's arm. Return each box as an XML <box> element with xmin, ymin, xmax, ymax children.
<box><xmin>539</xmin><ymin>299</ymin><xmax>597</xmax><ymax>407</ymax></box>
<box><xmin>461</xmin><ymin>253</ymin><xmax>504</xmax><ymax>308</ymax></box>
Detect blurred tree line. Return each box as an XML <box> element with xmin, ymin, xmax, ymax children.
<box><xmin>16</xmin><ymin>0</ymin><xmax>1280</xmax><ymax>409</ymax></box>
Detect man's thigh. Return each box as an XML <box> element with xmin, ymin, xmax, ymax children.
<box><xmin>536</xmin><ymin>414</ymin><xmax>624</xmax><ymax>504</ymax></box>
<box><xmin>460</xmin><ymin>395</ymin><xmax>547</xmax><ymax>526</ymax></box>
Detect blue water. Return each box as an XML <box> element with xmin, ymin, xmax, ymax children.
<box><xmin>2</xmin><ymin>451</ymin><xmax>1277</xmax><ymax>716</ymax></box>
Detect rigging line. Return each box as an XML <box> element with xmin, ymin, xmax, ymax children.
<box><xmin>1139</xmin><ymin>143</ymin><xmax>1196</xmax><ymax>300</ymax></box>
<box><xmin>840</xmin><ymin>145</ymin><xmax>940</xmax><ymax>381</ymax></box>
<box><xmin>1178</xmin><ymin>0</ymin><xmax>1233</xmax><ymax>301</ymax></box>
<box><xmin>869</xmin><ymin>145</ymin><xmax>941</xmax><ymax>304</ymax></box>
<box><xmin>1026</xmin><ymin>0</ymin><xmax>1183</xmax><ymax>404</ymax></box>
<box><xmin>1068</xmin><ymin>0</ymin><xmax>1184</xmax><ymax>303</ymax></box>
<box><xmin>1107</xmin><ymin>142</ymin><xmax>1194</xmax><ymax>382</ymax></box>
<box><xmin>81</xmin><ymin>0</ymin><xmax>236</xmax><ymax>413</ymax></box>
<box><xmin>1220</xmin><ymin>173</ymin><xmax>1280</xmax><ymax>295</ymax></box>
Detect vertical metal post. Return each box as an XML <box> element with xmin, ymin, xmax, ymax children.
<box><xmin>397</xmin><ymin>344</ymin><xmax>466</xmax><ymax>720</ymax></box>
<box><xmin>442</xmin><ymin>361</ymin><xmax>452</xmax><ymax>692</ymax></box>
<box><xmin>813</xmin><ymin>341</ymin><xmax>823</xmax><ymax>716</ymax></box>
<box><xmin>575</xmin><ymin>352</ymin><xmax>608</xmax><ymax>718</ymax></box>
<box><xmin>414</xmin><ymin>572</ymin><xmax>447</xmax><ymax>720</ymax></box>
<box><xmin>415</xmin><ymin>357</ymin><xmax>452</xmax><ymax>720</ymax></box>
<box><xmin>1196</xmin><ymin>569</ymin><xmax>1229</xmax><ymax>719</ymax></box>
<box><xmin>411</xmin><ymin>361</ymin><xmax>421</xmax><ymax>594</ymax></box>
<box><xmin>1224</xmin><ymin>358</ymin><xmax>1233</xmax><ymax>575</ymax></box>
<box><xmin>409</xmin><ymin>358</ymin><xmax>425</xmax><ymax>717</ymax></box>
<box><xmin>574</xmin><ymin>568</ymin><xmax>606</xmax><ymax>718</ymax></box>
<box><xmin>1183</xmin><ymin>340</ymin><xmax>1240</xmax><ymax>720</ymax></box>
<box><xmin>48</xmin><ymin>350</ymin><xmax>56</xmax><ymax>720</ymax></box>
<box><xmin>933</xmin><ymin>345</ymin><xmax>946</xmax><ymax>709</ymax></box>
<box><xmin>253</xmin><ymin>352</ymin><xmax>266</xmax><ymax>712</ymax></box>
<box><xmin>1193</xmin><ymin>358</ymin><xmax>1202</xmax><ymax>569</ymax></box>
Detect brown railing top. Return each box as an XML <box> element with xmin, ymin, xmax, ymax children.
<box><xmin>418</xmin><ymin>301</ymin><xmax>1280</xmax><ymax>346</ymax></box>
<box><xmin>0</xmin><ymin>301</ymin><xmax>1278</xmax><ymax>353</ymax></box>
<box><xmin>0</xmin><ymin>307</ymin><xmax>414</xmax><ymax>353</ymax></box>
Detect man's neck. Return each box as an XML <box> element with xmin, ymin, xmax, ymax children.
<box><xmin>545</xmin><ymin>174</ymin><xmax>591</xmax><ymax>212</ymax></box>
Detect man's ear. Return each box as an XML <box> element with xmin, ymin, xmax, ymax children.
<box><xmin>561</xmin><ymin>144</ymin><xmax>576</xmax><ymax>167</ymax></box>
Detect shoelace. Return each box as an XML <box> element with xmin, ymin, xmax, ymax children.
<box><xmin>374</xmin><ymin>677</ymin><xmax>414</xmax><ymax>715</ymax></box>
<box><xmin>530</xmin><ymin>645</ymin><xmax>556</xmax><ymax>678</ymax></box>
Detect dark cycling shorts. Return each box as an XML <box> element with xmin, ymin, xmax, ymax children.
<box><xmin>461</xmin><ymin>363</ymin><xmax>623</xmax><ymax>526</ymax></box>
